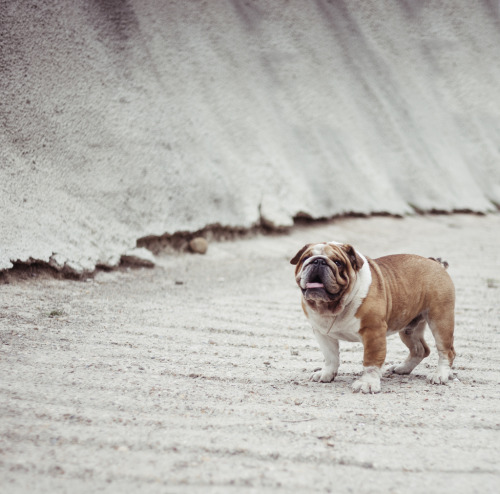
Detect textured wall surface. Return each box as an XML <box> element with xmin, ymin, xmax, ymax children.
<box><xmin>1</xmin><ymin>1</ymin><xmax>500</xmax><ymax>272</ymax></box>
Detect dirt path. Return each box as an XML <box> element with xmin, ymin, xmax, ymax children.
<box><xmin>1</xmin><ymin>214</ymin><xmax>499</xmax><ymax>493</ymax></box>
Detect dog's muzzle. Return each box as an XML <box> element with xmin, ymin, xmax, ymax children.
<box><xmin>300</xmin><ymin>256</ymin><xmax>340</xmax><ymax>301</ymax></box>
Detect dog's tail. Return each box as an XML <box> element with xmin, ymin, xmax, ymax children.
<box><xmin>429</xmin><ymin>257</ymin><xmax>449</xmax><ymax>270</ymax></box>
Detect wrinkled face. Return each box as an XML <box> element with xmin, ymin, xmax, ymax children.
<box><xmin>290</xmin><ymin>242</ymin><xmax>364</xmax><ymax>305</ymax></box>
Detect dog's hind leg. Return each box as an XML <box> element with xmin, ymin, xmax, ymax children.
<box><xmin>426</xmin><ymin>307</ymin><xmax>456</xmax><ymax>384</ymax></box>
<box><xmin>388</xmin><ymin>316</ymin><xmax>430</xmax><ymax>375</ymax></box>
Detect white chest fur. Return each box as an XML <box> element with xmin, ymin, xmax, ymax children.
<box><xmin>306</xmin><ymin>306</ymin><xmax>363</xmax><ymax>341</ymax></box>
<box><xmin>304</xmin><ymin>255</ymin><xmax>372</xmax><ymax>342</ymax></box>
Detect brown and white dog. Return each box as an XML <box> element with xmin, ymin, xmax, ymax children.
<box><xmin>291</xmin><ymin>242</ymin><xmax>456</xmax><ymax>393</ymax></box>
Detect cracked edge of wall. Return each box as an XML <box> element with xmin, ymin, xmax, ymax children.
<box><xmin>0</xmin><ymin>207</ymin><xmax>494</xmax><ymax>284</ymax></box>
<box><xmin>0</xmin><ymin>218</ymin><xmax>286</xmax><ymax>283</ymax></box>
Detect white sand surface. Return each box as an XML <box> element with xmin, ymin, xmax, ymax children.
<box><xmin>1</xmin><ymin>214</ymin><xmax>499</xmax><ymax>493</ymax></box>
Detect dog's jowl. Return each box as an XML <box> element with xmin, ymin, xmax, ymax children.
<box><xmin>291</xmin><ymin>242</ymin><xmax>456</xmax><ymax>394</ymax></box>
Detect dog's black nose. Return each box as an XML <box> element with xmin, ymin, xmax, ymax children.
<box><xmin>312</xmin><ymin>258</ymin><xmax>327</xmax><ymax>265</ymax></box>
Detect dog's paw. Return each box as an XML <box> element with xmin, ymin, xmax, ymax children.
<box><xmin>352</xmin><ymin>377</ymin><xmax>381</xmax><ymax>394</ymax></box>
<box><xmin>428</xmin><ymin>367</ymin><xmax>452</xmax><ymax>385</ymax></box>
<box><xmin>386</xmin><ymin>363</ymin><xmax>412</xmax><ymax>375</ymax></box>
<box><xmin>352</xmin><ymin>366</ymin><xmax>382</xmax><ymax>394</ymax></box>
<box><xmin>310</xmin><ymin>368</ymin><xmax>337</xmax><ymax>383</ymax></box>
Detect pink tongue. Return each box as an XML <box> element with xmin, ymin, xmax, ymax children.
<box><xmin>306</xmin><ymin>282</ymin><xmax>324</xmax><ymax>289</ymax></box>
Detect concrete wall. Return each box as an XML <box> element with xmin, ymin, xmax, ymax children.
<box><xmin>1</xmin><ymin>0</ymin><xmax>500</xmax><ymax>273</ymax></box>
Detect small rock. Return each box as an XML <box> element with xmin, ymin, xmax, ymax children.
<box><xmin>294</xmin><ymin>398</ymin><xmax>303</xmax><ymax>406</ymax></box>
<box><xmin>189</xmin><ymin>237</ymin><xmax>208</xmax><ymax>254</ymax></box>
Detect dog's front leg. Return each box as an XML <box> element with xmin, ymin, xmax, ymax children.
<box><xmin>352</xmin><ymin>325</ymin><xmax>387</xmax><ymax>394</ymax></box>
<box><xmin>310</xmin><ymin>329</ymin><xmax>340</xmax><ymax>383</ymax></box>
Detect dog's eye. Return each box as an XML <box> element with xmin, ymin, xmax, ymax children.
<box><xmin>334</xmin><ymin>260</ymin><xmax>343</xmax><ymax>268</ymax></box>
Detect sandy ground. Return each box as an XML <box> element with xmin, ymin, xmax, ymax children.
<box><xmin>1</xmin><ymin>214</ymin><xmax>499</xmax><ymax>493</ymax></box>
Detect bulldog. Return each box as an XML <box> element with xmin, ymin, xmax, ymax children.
<box><xmin>291</xmin><ymin>242</ymin><xmax>456</xmax><ymax>393</ymax></box>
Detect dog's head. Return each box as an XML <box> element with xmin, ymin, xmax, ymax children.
<box><xmin>290</xmin><ymin>242</ymin><xmax>364</xmax><ymax>308</ymax></box>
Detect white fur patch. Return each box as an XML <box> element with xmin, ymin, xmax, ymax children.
<box><xmin>310</xmin><ymin>329</ymin><xmax>340</xmax><ymax>382</ymax></box>
<box><xmin>387</xmin><ymin>356</ymin><xmax>422</xmax><ymax>375</ymax></box>
<box><xmin>428</xmin><ymin>352</ymin><xmax>453</xmax><ymax>384</ymax></box>
<box><xmin>310</xmin><ymin>243</ymin><xmax>329</xmax><ymax>256</ymax></box>
<box><xmin>427</xmin><ymin>335</ymin><xmax>453</xmax><ymax>384</ymax></box>
<box><xmin>352</xmin><ymin>366</ymin><xmax>382</xmax><ymax>394</ymax></box>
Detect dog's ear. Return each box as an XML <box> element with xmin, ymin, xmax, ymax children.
<box><xmin>290</xmin><ymin>244</ymin><xmax>311</xmax><ymax>265</ymax></box>
<box><xmin>342</xmin><ymin>244</ymin><xmax>364</xmax><ymax>270</ymax></box>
